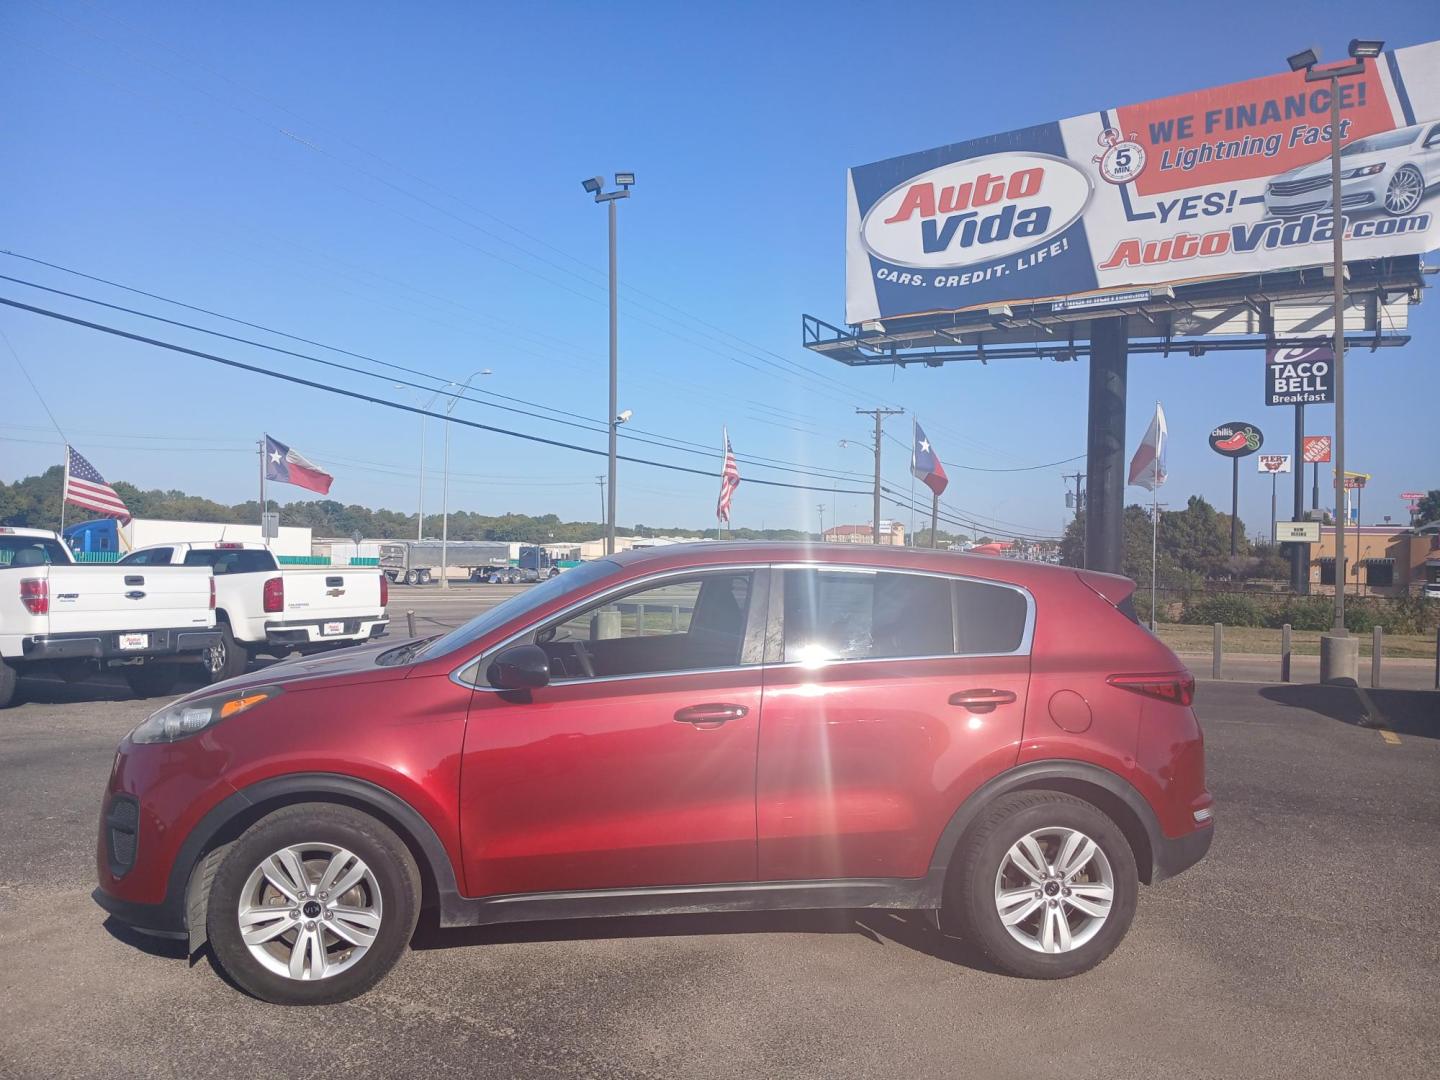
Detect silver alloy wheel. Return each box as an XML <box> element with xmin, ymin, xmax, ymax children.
<box><xmin>237</xmin><ymin>843</ymin><xmax>383</xmax><ymax>981</ymax></box>
<box><xmin>1384</xmin><ymin>166</ymin><xmax>1424</xmax><ymax>215</ymax></box>
<box><xmin>204</xmin><ymin>637</ymin><xmax>226</xmax><ymax>677</ymax></box>
<box><xmin>993</xmin><ymin>826</ymin><xmax>1114</xmax><ymax>954</ymax></box>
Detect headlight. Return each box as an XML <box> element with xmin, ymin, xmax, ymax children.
<box><xmin>1341</xmin><ymin>163</ymin><xmax>1384</xmax><ymax>179</ymax></box>
<box><xmin>129</xmin><ymin>687</ymin><xmax>281</xmax><ymax>744</ymax></box>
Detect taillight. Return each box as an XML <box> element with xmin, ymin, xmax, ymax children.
<box><xmin>209</xmin><ymin>577</ymin><xmax>216</xmax><ymax>610</ymax></box>
<box><xmin>1107</xmin><ymin>672</ymin><xmax>1195</xmax><ymax>707</ymax></box>
<box><xmin>379</xmin><ymin>572</ymin><xmax>388</xmax><ymax>608</ymax></box>
<box><xmin>20</xmin><ymin>578</ymin><xmax>49</xmax><ymax>615</ymax></box>
<box><xmin>262</xmin><ymin>576</ymin><xmax>284</xmax><ymax>614</ymax></box>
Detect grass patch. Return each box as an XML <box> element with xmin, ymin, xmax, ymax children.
<box><xmin>1156</xmin><ymin>622</ymin><xmax>1436</xmax><ymax>660</ymax></box>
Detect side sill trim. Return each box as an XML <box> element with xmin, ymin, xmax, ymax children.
<box><xmin>436</xmin><ymin>876</ymin><xmax>941</xmax><ymax>928</ymax></box>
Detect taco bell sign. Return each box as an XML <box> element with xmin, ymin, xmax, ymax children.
<box><xmin>1266</xmin><ymin>344</ymin><xmax>1334</xmax><ymax>406</ymax></box>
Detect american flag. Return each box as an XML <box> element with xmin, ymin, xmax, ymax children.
<box><xmin>64</xmin><ymin>446</ymin><xmax>132</xmax><ymax>522</ymax></box>
<box><xmin>716</xmin><ymin>429</ymin><xmax>741</xmax><ymax>524</ymax></box>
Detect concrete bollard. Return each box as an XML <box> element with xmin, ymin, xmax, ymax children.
<box><xmin>1280</xmin><ymin>623</ymin><xmax>1292</xmax><ymax>683</ymax></box>
<box><xmin>1212</xmin><ymin>623</ymin><xmax>1223</xmax><ymax>680</ymax></box>
<box><xmin>1372</xmin><ymin>626</ymin><xmax>1382</xmax><ymax>689</ymax></box>
<box><xmin>406</xmin><ymin>609</ymin><xmax>417</xmax><ymax>638</ymax></box>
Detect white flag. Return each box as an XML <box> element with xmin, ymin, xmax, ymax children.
<box><xmin>1127</xmin><ymin>403</ymin><xmax>1167</xmax><ymax>492</ymax></box>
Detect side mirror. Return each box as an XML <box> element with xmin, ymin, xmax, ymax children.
<box><xmin>488</xmin><ymin>644</ymin><xmax>551</xmax><ymax>690</ymax></box>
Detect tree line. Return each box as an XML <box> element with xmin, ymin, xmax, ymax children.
<box><xmin>0</xmin><ymin>465</ymin><xmax>812</xmax><ymax>543</ymax></box>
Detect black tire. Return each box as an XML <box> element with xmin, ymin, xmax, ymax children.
<box><xmin>0</xmin><ymin>658</ymin><xmax>17</xmax><ymax>709</ymax></box>
<box><xmin>204</xmin><ymin>621</ymin><xmax>249</xmax><ymax>685</ymax></box>
<box><xmin>206</xmin><ymin>803</ymin><xmax>421</xmax><ymax>1005</ymax></box>
<box><xmin>947</xmin><ymin>791</ymin><xmax>1138</xmax><ymax>979</ymax></box>
<box><xmin>404</xmin><ymin>570</ymin><xmax>420</xmax><ymax>586</ymax></box>
<box><xmin>123</xmin><ymin>663</ymin><xmax>182</xmax><ymax>699</ymax></box>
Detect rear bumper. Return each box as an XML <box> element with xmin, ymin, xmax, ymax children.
<box><xmin>264</xmin><ymin>617</ymin><xmax>388</xmax><ymax>648</ymax></box>
<box><xmin>1152</xmin><ymin>822</ymin><xmax>1213</xmax><ymax>882</ymax></box>
<box><xmin>20</xmin><ymin>627</ymin><xmax>221</xmax><ymax>662</ymax></box>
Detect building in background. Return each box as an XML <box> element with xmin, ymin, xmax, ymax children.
<box><xmin>823</xmin><ymin>521</ymin><xmax>905</xmax><ymax>546</ymax></box>
<box><xmin>1309</xmin><ymin>525</ymin><xmax>1439</xmax><ymax>597</ymax></box>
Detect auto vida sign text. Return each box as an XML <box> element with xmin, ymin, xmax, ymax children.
<box><xmin>1266</xmin><ymin>344</ymin><xmax>1334</xmax><ymax>406</ymax></box>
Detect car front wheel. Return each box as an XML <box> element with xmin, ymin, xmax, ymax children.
<box><xmin>948</xmin><ymin>791</ymin><xmax>1138</xmax><ymax>979</ymax></box>
<box><xmin>1384</xmin><ymin>165</ymin><xmax>1424</xmax><ymax>216</ymax></box>
<box><xmin>206</xmin><ymin>803</ymin><xmax>421</xmax><ymax>1005</ymax></box>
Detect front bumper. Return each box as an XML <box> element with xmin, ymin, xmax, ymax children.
<box><xmin>1263</xmin><ymin>177</ymin><xmax>1383</xmax><ymax>218</ymax></box>
<box><xmin>264</xmin><ymin>617</ymin><xmax>388</xmax><ymax>648</ymax></box>
<box><xmin>92</xmin><ymin>886</ymin><xmax>187</xmax><ymax>940</ymax></box>
<box><xmin>21</xmin><ymin>626</ymin><xmax>221</xmax><ymax>663</ymax></box>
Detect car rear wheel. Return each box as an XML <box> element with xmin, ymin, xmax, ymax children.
<box><xmin>948</xmin><ymin>791</ymin><xmax>1137</xmax><ymax>979</ymax></box>
<box><xmin>203</xmin><ymin>622</ymin><xmax>249</xmax><ymax>684</ymax></box>
<box><xmin>0</xmin><ymin>658</ymin><xmax>18</xmax><ymax>709</ymax></box>
<box><xmin>206</xmin><ymin>803</ymin><xmax>420</xmax><ymax>1005</ymax></box>
<box><xmin>1384</xmin><ymin>165</ymin><xmax>1424</xmax><ymax>215</ymax></box>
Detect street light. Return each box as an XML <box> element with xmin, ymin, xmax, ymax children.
<box><xmin>395</xmin><ymin>383</ymin><xmax>452</xmax><ymax>541</ymax></box>
<box><xmin>1285</xmin><ymin>38</ymin><xmax>1383</xmax><ymax>682</ymax></box>
<box><xmin>440</xmin><ymin>369</ymin><xmax>492</xmax><ymax>590</ymax></box>
<box><xmin>582</xmin><ymin>172</ymin><xmax>635</xmax><ymax>554</ymax></box>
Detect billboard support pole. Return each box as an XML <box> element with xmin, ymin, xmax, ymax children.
<box><xmin>1230</xmin><ymin>456</ymin><xmax>1240</xmax><ymax>558</ymax></box>
<box><xmin>1085</xmin><ymin>317</ymin><xmax>1128</xmax><ymax>574</ymax></box>
<box><xmin>1292</xmin><ymin>405</ymin><xmax>1308</xmax><ymax>594</ymax></box>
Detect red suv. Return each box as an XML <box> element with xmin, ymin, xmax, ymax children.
<box><xmin>95</xmin><ymin>543</ymin><xmax>1211</xmax><ymax>1004</ymax></box>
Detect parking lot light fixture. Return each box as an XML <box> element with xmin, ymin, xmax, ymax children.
<box><xmin>581</xmin><ymin>172</ymin><xmax>634</xmax><ymax>555</ymax></box>
<box><xmin>1287</xmin><ymin>39</ymin><xmax>1382</xmax><ymax>679</ymax></box>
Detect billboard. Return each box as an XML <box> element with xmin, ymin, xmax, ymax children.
<box><xmin>846</xmin><ymin>40</ymin><xmax>1440</xmax><ymax>324</ymax></box>
<box><xmin>1266</xmin><ymin>344</ymin><xmax>1334</xmax><ymax>406</ymax></box>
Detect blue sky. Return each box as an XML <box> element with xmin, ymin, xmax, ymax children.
<box><xmin>2</xmin><ymin>0</ymin><xmax>1437</xmax><ymax>540</ymax></box>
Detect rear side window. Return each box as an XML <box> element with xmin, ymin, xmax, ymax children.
<box><xmin>0</xmin><ymin>538</ymin><xmax>69</xmax><ymax>568</ymax></box>
<box><xmin>782</xmin><ymin>569</ymin><xmax>953</xmax><ymax>662</ymax></box>
<box><xmin>954</xmin><ymin>579</ymin><xmax>1029</xmax><ymax>654</ymax></box>
<box><xmin>120</xmin><ymin>547</ymin><xmax>174</xmax><ymax>566</ymax></box>
<box><xmin>182</xmin><ymin>550</ymin><xmax>275</xmax><ymax>574</ymax></box>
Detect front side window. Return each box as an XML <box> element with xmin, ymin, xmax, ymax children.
<box><xmin>533</xmin><ymin>571</ymin><xmax>755</xmax><ymax>680</ymax></box>
<box><xmin>782</xmin><ymin>569</ymin><xmax>953</xmax><ymax>663</ymax></box>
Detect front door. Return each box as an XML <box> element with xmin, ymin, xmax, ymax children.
<box><xmin>757</xmin><ymin>567</ymin><xmax>1032</xmax><ymax>882</ymax></box>
<box><xmin>458</xmin><ymin>568</ymin><xmax>768</xmax><ymax>898</ymax></box>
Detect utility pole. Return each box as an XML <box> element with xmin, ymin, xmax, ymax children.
<box><xmin>1063</xmin><ymin>471</ymin><xmax>1087</xmax><ymax>565</ymax></box>
<box><xmin>856</xmin><ymin>407</ymin><xmax>903</xmax><ymax>544</ymax></box>
<box><xmin>817</xmin><ymin>503</ymin><xmax>826</xmax><ymax>540</ymax></box>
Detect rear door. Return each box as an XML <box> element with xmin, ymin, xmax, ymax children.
<box><xmin>756</xmin><ymin>567</ymin><xmax>1032</xmax><ymax>882</ymax></box>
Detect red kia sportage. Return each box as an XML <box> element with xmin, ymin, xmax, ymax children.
<box><xmin>95</xmin><ymin>543</ymin><xmax>1212</xmax><ymax>1004</ymax></box>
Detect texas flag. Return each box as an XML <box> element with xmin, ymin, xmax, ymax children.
<box><xmin>1127</xmin><ymin>403</ymin><xmax>1168</xmax><ymax>492</ymax></box>
<box><xmin>264</xmin><ymin>435</ymin><xmax>333</xmax><ymax>495</ymax></box>
<box><xmin>910</xmin><ymin>420</ymin><xmax>949</xmax><ymax>497</ymax></box>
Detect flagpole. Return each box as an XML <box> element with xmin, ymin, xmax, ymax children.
<box><xmin>59</xmin><ymin>445</ymin><xmax>68</xmax><ymax>537</ymax></box>
<box><xmin>1151</xmin><ymin>400</ymin><xmax>1160</xmax><ymax>630</ymax></box>
<box><xmin>930</xmin><ymin>491</ymin><xmax>939</xmax><ymax>549</ymax></box>
<box><xmin>258</xmin><ymin>436</ymin><xmax>267</xmax><ymax>547</ymax></box>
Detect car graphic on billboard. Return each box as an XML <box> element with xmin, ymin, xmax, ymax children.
<box><xmin>1264</xmin><ymin>121</ymin><xmax>1440</xmax><ymax>218</ymax></box>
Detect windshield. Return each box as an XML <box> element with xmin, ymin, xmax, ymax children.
<box><xmin>413</xmin><ymin>559</ymin><xmax>617</xmax><ymax>660</ymax></box>
<box><xmin>0</xmin><ymin>536</ymin><xmax>70</xmax><ymax>568</ymax></box>
<box><xmin>1341</xmin><ymin>127</ymin><xmax>1417</xmax><ymax>156</ymax></box>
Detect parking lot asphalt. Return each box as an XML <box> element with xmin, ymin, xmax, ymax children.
<box><xmin>2</xmin><ymin>584</ymin><xmax>1438</xmax><ymax>1079</ymax></box>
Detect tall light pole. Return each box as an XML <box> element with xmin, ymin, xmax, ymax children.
<box><xmin>582</xmin><ymin>173</ymin><xmax>634</xmax><ymax>555</ymax></box>
<box><xmin>397</xmin><ymin>382</ymin><xmax>451</xmax><ymax>541</ymax></box>
<box><xmin>440</xmin><ymin>368</ymin><xmax>491</xmax><ymax>590</ymax></box>
<box><xmin>1286</xmin><ymin>39</ymin><xmax>1383</xmax><ymax>683</ymax></box>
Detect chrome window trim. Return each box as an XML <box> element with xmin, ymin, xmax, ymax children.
<box><xmin>771</xmin><ymin>563</ymin><xmax>1035</xmax><ymax>660</ymax></box>
<box><xmin>451</xmin><ymin>563</ymin><xmax>769</xmax><ymax>691</ymax></box>
<box><xmin>449</xmin><ymin>559</ymin><xmax>1035</xmax><ymax>691</ymax></box>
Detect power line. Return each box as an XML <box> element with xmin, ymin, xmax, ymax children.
<box><xmin>0</xmin><ymin>294</ymin><xmax>874</xmax><ymax>499</ymax></box>
<box><xmin>881</xmin><ymin>429</ymin><xmax>1084</xmax><ymax>473</ymax></box>
<box><xmin>0</xmin><ymin>324</ymin><xmax>68</xmax><ymax>444</ymax></box>
<box><xmin>0</xmin><ymin>256</ymin><xmax>876</xmax><ymax>486</ymax></box>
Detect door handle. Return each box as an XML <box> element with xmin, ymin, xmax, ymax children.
<box><xmin>674</xmin><ymin>703</ymin><xmax>749</xmax><ymax>727</ymax></box>
<box><xmin>948</xmin><ymin>689</ymin><xmax>1017</xmax><ymax>714</ymax></box>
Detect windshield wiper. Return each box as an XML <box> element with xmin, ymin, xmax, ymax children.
<box><xmin>377</xmin><ymin>635</ymin><xmax>438</xmax><ymax>666</ymax></box>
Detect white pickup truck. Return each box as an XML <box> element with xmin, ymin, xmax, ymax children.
<box><xmin>120</xmin><ymin>542</ymin><xmax>389</xmax><ymax>680</ymax></box>
<box><xmin>0</xmin><ymin>526</ymin><xmax>220</xmax><ymax>707</ymax></box>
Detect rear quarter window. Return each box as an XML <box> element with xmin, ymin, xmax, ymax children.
<box><xmin>954</xmin><ymin>579</ymin><xmax>1029</xmax><ymax>654</ymax></box>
